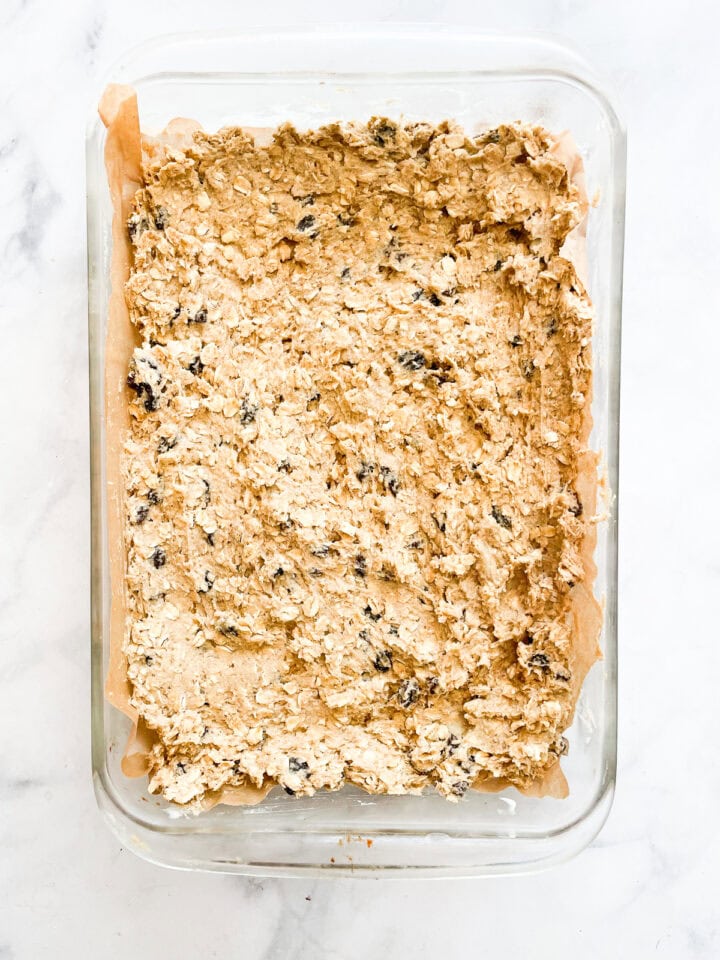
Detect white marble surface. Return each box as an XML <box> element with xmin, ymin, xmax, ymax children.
<box><xmin>1</xmin><ymin>0</ymin><xmax>719</xmax><ymax>956</ymax></box>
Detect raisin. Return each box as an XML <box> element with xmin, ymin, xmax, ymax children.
<box><xmin>171</xmin><ymin>305</ymin><xmax>182</xmax><ymax>321</ymax></box>
<box><xmin>522</xmin><ymin>360</ymin><xmax>536</xmax><ymax>381</ymax></box>
<box><xmin>127</xmin><ymin>213</ymin><xmax>148</xmax><ymax>239</ymax></box>
<box><xmin>147</xmin><ymin>489</ymin><xmax>160</xmax><ymax>505</ymax></box>
<box><xmin>431</xmin><ymin>514</ymin><xmax>446</xmax><ymax>534</ymax></box>
<box><xmin>380</xmin><ymin>466</ymin><xmax>400</xmax><ymax>496</ymax></box>
<box><xmin>200</xmin><ymin>478</ymin><xmax>210</xmax><ymax>507</ymax></box>
<box><xmin>451</xmin><ymin>780</ymin><xmax>469</xmax><ymax>797</ymax></box>
<box><xmin>373</xmin><ymin>650</ymin><xmax>393</xmax><ymax>672</ymax></box>
<box><xmin>198</xmin><ymin>570</ymin><xmax>215</xmax><ymax>594</ymax></box>
<box><xmin>568</xmin><ymin>493</ymin><xmax>583</xmax><ymax>517</ymax></box>
<box><xmin>309</xmin><ymin>567</ymin><xmax>323</xmax><ymax>577</ymax></box>
<box><xmin>363</xmin><ymin>605</ymin><xmax>382</xmax><ymax>622</ymax></box>
<box><xmin>297</xmin><ymin>214</ymin><xmax>315</xmax><ymax>232</ymax></box>
<box><xmin>277</xmin><ymin>458</ymin><xmax>292</xmax><ymax>473</ymax></box>
<box><xmin>154</xmin><ymin>207</ymin><xmax>168</xmax><ymax>230</ymax></box>
<box><xmin>278</xmin><ymin>517</ymin><xmax>295</xmax><ymax>531</ymax></box>
<box><xmin>158</xmin><ymin>437</ymin><xmax>177</xmax><ymax>453</ymax></box>
<box><xmin>353</xmin><ymin>553</ymin><xmax>367</xmax><ymax>578</ymax></box>
<box><xmin>239</xmin><ymin>399</ymin><xmax>258</xmax><ymax>424</ymax></box>
<box><xmin>142</xmin><ymin>392</ymin><xmax>158</xmax><ymax>413</ymax></box>
<box><xmin>134</xmin><ymin>504</ymin><xmax>149</xmax><ymax>524</ymax></box>
<box><xmin>397</xmin><ymin>678</ymin><xmax>420</xmax><ymax>708</ymax></box>
<box><xmin>411</xmin><ymin>289</ymin><xmax>425</xmax><ymax>302</ymax></box>
<box><xmin>427</xmin><ymin>677</ymin><xmax>439</xmax><ymax>694</ymax></box>
<box><xmin>407</xmin><ymin>539</ymin><xmax>423</xmax><ymax>549</ymax></box>
<box><xmin>428</xmin><ymin>293</ymin><xmax>442</xmax><ymax>307</ymax></box>
<box><xmin>491</xmin><ymin>505</ymin><xmax>512</xmax><ymax>530</ymax></box>
<box><xmin>219</xmin><ymin>623</ymin><xmax>239</xmax><ymax>638</ymax></box>
<box><xmin>299</xmin><ymin>195</ymin><xmax>315</xmax><ymax>207</ymax></box>
<box><xmin>288</xmin><ymin>757</ymin><xmax>309</xmax><ymax>774</ymax></box>
<box><xmin>494</xmin><ymin>260</ymin><xmax>504</xmax><ymax>271</ymax></box>
<box><xmin>151</xmin><ymin>547</ymin><xmax>166</xmax><ymax>568</ymax></box>
<box><xmin>273</xmin><ymin>567</ymin><xmax>285</xmax><ymax>578</ymax></box>
<box><xmin>189</xmin><ymin>308</ymin><xmax>207</xmax><ymax>324</ymax></box>
<box><xmin>447</xmin><ymin>734</ymin><xmax>461</xmax><ymax>754</ymax></box>
<box><xmin>373</xmin><ymin>122</ymin><xmax>396</xmax><ymax>146</ymax></box>
<box><xmin>311</xmin><ymin>544</ymin><xmax>330</xmax><ymax>558</ymax></box>
<box><xmin>356</xmin><ymin>461</ymin><xmax>374</xmax><ymax>481</ymax></box>
<box><xmin>388</xmin><ymin>624</ymin><xmax>399</xmax><ymax>636</ymax></box>
<box><xmin>397</xmin><ymin>350</ymin><xmax>426</xmax><ymax>371</ymax></box>
<box><xmin>547</xmin><ymin>317</ymin><xmax>558</xmax><ymax>336</ymax></box>
<box><xmin>430</xmin><ymin>366</ymin><xmax>454</xmax><ymax>386</ymax></box>
<box><xmin>337</xmin><ymin>213</ymin><xmax>355</xmax><ymax>227</ymax></box>
<box><xmin>126</xmin><ymin>367</ymin><xmax>158</xmax><ymax>412</ymax></box>
<box><xmin>555</xmin><ymin>670</ymin><xmax>571</xmax><ymax>683</ymax></box>
<box><xmin>144</xmin><ymin>655</ymin><xmax>153</xmax><ymax>665</ymax></box>
<box><xmin>509</xmin><ymin>335</ymin><xmax>523</xmax><ymax>347</ymax></box>
<box><xmin>358</xmin><ymin>629</ymin><xmax>369</xmax><ymax>642</ymax></box>
<box><xmin>441</xmin><ymin>205</ymin><xmax>450</xmax><ymax>217</ymax></box>
<box><xmin>206</xmin><ymin>531</ymin><xmax>215</xmax><ymax>546</ymax></box>
<box><xmin>529</xmin><ymin>652</ymin><xmax>550</xmax><ymax>671</ymax></box>
<box><xmin>341</xmin><ymin>267</ymin><xmax>351</xmax><ymax>279</ymax></box>
<box><xmin>188</xmin><ymin>355</ymin><xmax>204</xmax><ymax>375</ymax></box>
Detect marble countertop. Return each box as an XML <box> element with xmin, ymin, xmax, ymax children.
<box><xmin>2</xmin><ymin>1</ymin><xmax>719</xmax><ymax>957</ymax></box>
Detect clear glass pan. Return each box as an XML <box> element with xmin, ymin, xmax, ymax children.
<box><xmin>87</xmin><ymin>25</ymin><xmax>624</xmax><ymax>876</ymax></box>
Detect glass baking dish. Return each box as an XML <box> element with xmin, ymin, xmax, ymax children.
<box><xmin>87</xmin><ymin>25</ymin><xmax>624</xmax><ymax>877</ymax></box>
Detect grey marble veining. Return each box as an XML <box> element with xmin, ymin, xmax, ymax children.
<box><xmin>1</xmin><ymin>1</ymin><xmax>719</xmax><ymax>957</ymax></box>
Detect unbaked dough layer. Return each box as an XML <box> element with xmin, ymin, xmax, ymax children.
<box><xmin>100</xmin><ymin>86</ymin><xmax>601</xmax><ymax>808</ymax></box>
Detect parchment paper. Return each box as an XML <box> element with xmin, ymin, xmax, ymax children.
<box><xmin>100</xmin><ymin>85</ymin><xmax>601</xmax><ymax>807</ymax></box>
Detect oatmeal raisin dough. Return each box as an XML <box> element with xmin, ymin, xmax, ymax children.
<box><xmin>121</xmin><ymin>117</ymin><xmax>596</xmax><ymax>805</ymax></box>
